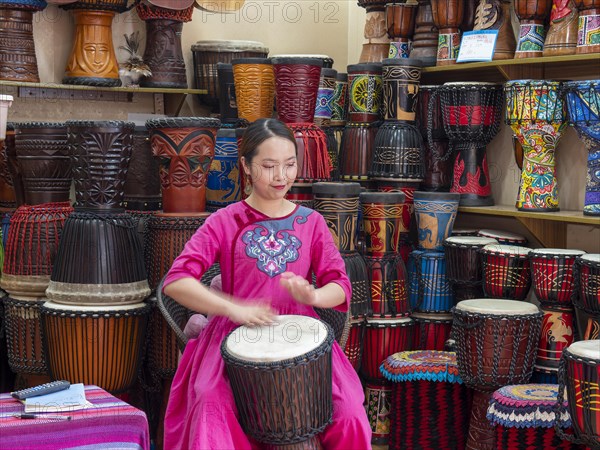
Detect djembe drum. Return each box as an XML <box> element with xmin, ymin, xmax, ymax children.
<box><xmin>206</xmin><ymin>124</ymin><xmax>244</xmax><ymax>211</ymax></box>
<box><xmin>417</xmin><ymin>85</ymin><xmax>452</xmax><ymax>192</ymax></box>
<box><xmin>453</xmin><ymin>299</ymin><xmax>543</xmax><ymax>450</ymax></box>
<box><xmin>357</xmin><ymin>0</ymin><xmax>394</xmax><ymax>63</ymax></box>
<box><xmin>486</xmin><ymin>384</ymin><xmax>580</xmax><ymax>449</ymax></box>
<box><xmin>536</xmin><ymin>304</ymin><xmax>576</xmax><ymax>370</ymax></box>
<box><xmin>543</xmin><ymin>0</ymin><xmax>579</xmax><ymax>56</ymax></box>
<box><xmin>575</xmin><ymin>254</ymin><xmax>600</xmax><ymax>315</ymax></box>
<box><xmin>221</xmin><ymin>315</ymin><xmax>334</xmax><ymax>449</ymax></box>
<box><xmin>473</xmin><ymin>0</ymin><xmax>517</xmax><ymax>60</ymax></box>
<box><xmin>438</xmin><ymin>82</ymin><xmax>503</xmax><ymax>206</ymax></box>
<box><xmin>331</xmin><ymin>72</ymin><xmax>349</xmax><ymax>128</ymax></box>
<box><xmin>216</xmin><ymin>63</ymin><xmax>237</xmax><ymax>122</ymax></box>
<box><xmin>386</xmin><ymin>2</ymin><xmax>418</xmax><ymax>58</ymax></box>
<box><xmin>146</xmin><ymin>117</ymin><xmax>220</xmax><ymax>214</ymax></box>
<box><xmin>232</xmin><ymin>58</ymin><xmax>275</xmax><ymax>123</ymax></box>
<box><xmin>347</xmin><ymin>63</ymin><xmax>383</xmax><ymax>124</ymax></box>
<box><xmin>314</xmin><ymin>68</ymin><xmax>338</xmax><ymax>128</ymax></box>
<box><xmin>529</xmin><ymin>248</ymin><xmax>586</xmax><ymax>305</ymax></box>
<box><xmin>1</xmin><ymin>203</ymin><xmax>73</xmax><ymax>299</ymax></box>
<box><xmin>14</xmin><ymin>122</ymin><xmax>71</xmax><ymax>205</ymax></box>
<box><xmin>41</xmin><ymin>301</ymin><xmax>150</xmax><ymax>393</ymax></box>
<box><xmin>556</xmin><ymin>340</ymin><xmax>600</xmax><ymax>447</ymax></box>
<box><xmin>478</xmin><ymin>228</ymin><xmax>528</xmax><ymax>246</ymax></box>
<box><xmin>361</xmin><ymin>191</ymin><xmax>410</xmax><ymax>317</ymax></box>
<box><xmin>61</xmin><ymin>0</ymin><xmax>130</xmax><ymax>86</ymax></box>
<box><xmin>136</xmin><ymin>0</ymin><xmax>195</xmax><ymax>89</ymax></box>
<box><xmin>412</xmin><ymin>251</ymin><xmax>454</xmax><ymax>313</ymax></box>
<box><xmin>514</xmin><ymin>0</ymin><xmax>553</xmax><ymax>58</ymax></box>
<box><xmin>2</xmin><ymin>122</ymin><xmax>24</xmax><ymax>209</ymax></box>
<box><xmin>409</xmin><ymin>0</ymin><xmax>439</xmax><ymax>67</ymax></box>
<box><xmin>565</xmin><ymin>80</ymin><xmax>600</xmax><ymax>216</ymax></box>
<box><xmin>345</xmin><ymin>317</ymin><xmax>365</xmax><ymax>371</ymax></box>
<box><xmin>191</xmin><ymin>40</ymin><xmax>269</xmax><ymax>111</ymax></box>
<box><xmin>481</xmin><ymin>244</ymin><xmax>532</xmax><ymax>300</ymax></box>
<box><xmin>381</xmin><ymin>350</ymin><xmax>471</xmax><ymax>449</ymax></box>
<box><xmin>338</xmin><ymin>122</ymin><xmax>380</xmax><ymax>184</ymax></box>
<box><xmin>124</xmin><ymin>126</ymin><xmax>161</xmax><ymax>212</ymax></box>
<box><xmin>430</xmin><ymin>0</ymin><xmax>464</xmax><ymax>65</ymax></box>
<box><xmin>0</xmin><ymin>0</ymin><xmax>45</xmax><ymax>83</ymax></box>
<box><xmin>574</xmin><ymin>0</ymin><xmax>600</xmax><ymax>54</ymax></box>
<box><xmin>411</xmin><ymin>312</ymin><xmax>453</xmax><ymax>350</ymax></box>
<box><xmin>505</xmin><ymin>80</ymin><xmax>567</xmax><ymax>212</ymax></box>
<box><xmin>443</xmin><ymin>236</ymin><xmax>498</xmax><ymax>301</ymax></box>
<box><xmin>413</xmin><ymin>191</ymin><xmax>460</xmax><ymax>251</ymax></box>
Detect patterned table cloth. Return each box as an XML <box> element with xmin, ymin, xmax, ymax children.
<box><xmin>0</xmin><ymin>385</ymin><xmax>150</xmax><ymax>450</ymax></box>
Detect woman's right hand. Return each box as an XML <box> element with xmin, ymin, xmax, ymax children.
<box><xmin>226</xmin><ymin>302</ymin><xmax>276</xmax><ymax>326</ymax></box>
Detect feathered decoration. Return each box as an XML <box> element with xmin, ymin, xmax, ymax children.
<box><xmin>119</xmin><ymin>31</ymin><xmax>152</xmax><ymax>87</ymax></box>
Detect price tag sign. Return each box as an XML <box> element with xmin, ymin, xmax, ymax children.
<box><xmin>457</xmin><ymin>30</ymin><xmax>499</xmax><ymax>63</ymax></box>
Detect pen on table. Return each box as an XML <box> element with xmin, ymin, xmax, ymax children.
<box><xmin>13</xmin><ymin>414</ymin><xmax>72</xmax><ymax>421</ymax></box>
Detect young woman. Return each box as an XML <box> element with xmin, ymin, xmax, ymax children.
<box><xmin>162</xmin><ymin>118</ymin><xmax>371</xmax><ymax>449</ymax></box>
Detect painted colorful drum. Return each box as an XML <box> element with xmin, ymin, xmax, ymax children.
<box><xmin>221</xmin><ymin>315</ymin><xmax>333</xmax><ymax>448</ymax></box>
<box><xmin>543</xmin><ymin>0</ymin><xmax>579</xmax><ymax>56</ymax></box>
<box><xmin>347</xmin><ymin>63</ymin><xmax>383</xmax><ymax>123</ymax></box>
<box><xmin>381</xmin><ymin>58</ymin><xmax>422</xmax><ymax>121</ymax></box>
<box><xmin>1</xmin><ymin>203</ymin><xmax>73</xmax><ymax>299</ymax></box>
<box><xmin>314</xmin><ymin>68</ymin><xmax>338</xmax><ymax>128</ymax></box>
<box><xmin>514</xmin><ymin>0</ymin><xmax>553</xmax><ymax>58</ymax></box>
<box><xmin>361</xmin><ymin>316</ymin><xmax>414</xmax><ymax>382</ymax></box>
<box><xmin>386</xmin><ymin>2</ymin><xmax>418</xmax><ymax>58</ymax></box>
<box><xmin>536</xmin><ymin>305</ymin><xmax>576</xmax><ymax>370</ymax></box>
<box><xmin>486</xmin><ymin>384</ymin><xmax>578</xmax><ymax>449</ymax></box>
<box><xmin>331</xmin><ymin>72</ymin><xmax>349</xmax><ymax>127</ymax></box>
<box><xmin>370</xmin><ymin>121</ymin><xmax>424</xmax><ymax>182</ymax></box>
<box><xmin>558</xmin><ymin>340</ymin><xmax>600</xmax><ymax>446</ymax></box>
<box><xmin>345</xmin><ymin>317</ymin><xmax>365</xmax><ymax>371</ymax></box>
<box><xmin>338</xmin><ymin>121</ymin><xmax>380</xmax><ymax>182</ymax></box>
<box><xmin>231</xmin><ymin>58</ymin><xmax>275</xmax><ymax>123</ymax></box>
<box><xmin>481</xmin><ymin>244</ymin><xmax>532</xmax><ymax>300</ymax></box>
<box><xmin>206</xmin><ymin>126</ymin><xmax>241</xmax><ymax>211</ymax></box>
<box><xmin>365</xmin><ymin>381</ymin><xmax>393</xmax><ymax>445</ymax></box>
<box><xmin>529</xmin><ymin>248</ymin><xmax>586</xmax><ymax>304</ymax></box>
<box><xmin>413</xmin><ymin>191</ymin><xmax>460</xmax><ymax>251</ymax></box>
<box><xmin>3</xmin><ymin>297</ymin><xmax>46</xmax><ymax>375</ymax></box>
<box><xmin>41</xmin><ymin>301</ymin><xmax>150</xmax><ymax>394</ymax></box>
<box><xmin>381</xmin><ymin>350</ymin><xmax>470</xmax><ymax>450</ymax></box>
<box><xmin>576</xmin><ymin>253</ymin><xmax>600</xmax><ymax>314</ymax></box>
<box><xmin>573</xmin><ymin>0</ymin><xmax>600</xmax><ymax>54</ymax></box>
<box><xmin>361</xmin><ymin>191</ymin><xmax>405</xmax><ymax>256</ymax></box>
<box><xmin>505</xmin><ymin>80</ymin><xmax>567</xmax><ymax>212</ymax></box>
<box><xmin>439</xmin><ymin>82</ymin><xmax>503</xmax><ymax>206</ymax></box>
<box><xmin>411</xmin><ymin>312</ymin><xmax>453</xmax><ymax>350</ymax></box>
<box><xmin>477</xmin><ymin>228</ymin><xmax>528</xmax><ymax>246</ymax></box>
<box><xmin>412</xmin><ymin>251</ymin><xmax>454</xmax><ymax>312</ymax></box>
<box><xmin>146</xmin><ymin>117</ymin><xmax>220</xmax><ymax>214</ymax></box>
<box><xmin>430</xmin><ymin>0</ymin><xmax>464</xmax><ymax>65</ymax></box>
<box><xmin>123</xmin><ymin>126</ymin><xmax>161</xmax><ymax>212</ymax></box>
<box><xmin>583</xmin><ymin>310</ymin><xmax>600</xmax><ymax>340</ymax></box>
<box><xmin>191</xmin><ymin>40</ymin><xmax>269</xmax><ymax>109</ymax></box>
<box><xmin>443</xmin><ymin>236</ymin><xmax>498</xmax><ymax>300</ymax></box>
<box><xmin>564</xmin><ymin>80</ymin><xmax>600</xmax><ymax>216</ymax></box>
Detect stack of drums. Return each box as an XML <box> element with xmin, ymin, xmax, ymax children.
<box><xmin>328</xmin><ymin>72</ymin><xmax>349</xmax><ymax>176</ymax></box>
<box><xmin>1</xmin><ymin>121</ymin><xmax>73</xmax><ymax>388</ymax></box>
<box><xmin>359</xmin><ymin>190</ymin><xmax>413</xmax><ymax>445</ymax></box>
<box><xmin>42</xmin><ymin>120</ymin><xmax>151</xmax><ymax>394</ymax></box>
<box><xmin>381</xmin><ymin>350</ymin><xmax>471</xmax><ymax>449</ymax></box>
<box><xmin>529</xmin><ymin>248</ymin><xmax>586</xmax><ymax>383</ymax></box>
<box><xmin>410</xmin><ymin>191</ymin><xmax>460</xmax><ymax>350</ymax></box>
<box><xmin>556</xmin><ymin>340</ymin><xmax>600</xmax><ymax>447</ymax></box>
<box><xmin>61</xmin><ymin>0</ymin><xmax>130</xmax><ymax>86</ymax></box>
<box><xmin>486</xmin><ymin>384</ymin><xmax>580</xmax><ymax>449</ymax></box>
<box><xmin>452</xmin><ymin>299</ymin><xmax>542</xmax><ymax>449</ymax></box>
<box><xmin>575</xmin><ymin>254</ymin><xmax>600</xmax><ymax>340</ymax></box>
<box><xmin>443</xmin><ymin>235</ymin><xmax>498</xmax><ymax>300</ymax></box>
<box><xmin>313</xmin><ymin>183</ymin><xmax>371</xmax><ymax>371</ymax></box>
<box><xmin>271</xmin><ymin>55</ymin><xmax>332</xmax><ymax>208</ymax></box>
<box><xmin>338</xmin><ymin>63</ymin><xmax>382</xmax><ymax>190</ymax></box>
<box><xmin>136</xmin><ymin>0</ymin><xmax>195</xmax><ymax>89</ymax></box>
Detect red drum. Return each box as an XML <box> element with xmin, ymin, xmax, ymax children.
<box><xmin>344</xmin><ymin>317</ymin><xmax>365</xmax><ymax>371</ymax></box>
<box><xmin>41</xmin><ymin>301</ymin><xmax>151</xmax><ymax>394</ymax></box>
<box><xmin>3</xmin><ymin>297</ymin><xmax>46</xmax><ymax>375</ymax></box>
<box><xmin>381</xmin><ymin>350</ymin><xmax>471</xmax><ymax>450</ymax></box>
<box><xmin>481</xmin><ymin>244</ymin><xmax>532</xmax><ymax>300</ymax></box>
<box><xmin>536</xmin><ymin>305</ymin><xmax>576</xmax><ymax>370</ymax></box>
<box><xmin>1</xmin><ymin>203</ymin><xmax>73</xmax><ymax>299</ymax></box>
<box><xmin>411</xmin><ymin>312</ymin><xmax>453</xmax><ymax>350</ymax></box>
<box><xmin>285</xmin><ymin>183</ymin><xmax>313</xmax><ymax>209</ymax></box>
<box><xmin>558</xmin><ymin>340</ymin><xmax>600</xmax><ymax>446</ymax></box>
<box><xmin>338</xmin><ymin>122</ymin><xmax>380</xmax><ymax>182</ymax></box>
<box><xmin>443</xmin><ymin>236</ymin><xmax>498</xmax><ymax>300</ymax></box>
<box><xmin>575</xmin><ymin>254</ymin><xmax>600</xmax><ymax>314</ymax></box>
<box><xmin>530</xmin><ymin>248</ymin><xmax>587</xmax><ymax>305</ymax></box>
<box><xmin>221</xmin><ymin>316</ymin><xmax>333</xmax><ymax>448</ymax></box>
<box><xmin>290</xmin><ymin>123</ymin><xmax>332</xmax><ymax>182</ymax></box>
<box><xmin>361</xmin><ymin>316</ymin><xmax>414</xmax><ymax>382</ymax></box>
<box><xmin>365</xmin><ymin>381</ymin><xmax>393</xmax><ymax>445</ymax></box>
<box><xmin>584</xmin><ymin>312</ymin><xmax>600</xmax><ymax>340</ymax></box>
<box><xmin>478</xmin><ymin>228</ymin><xmax>528</xmax><ymax>246</ymax></box>
<box><xmin>452</xmin><ymin>299</ymin><xmax>543</xmax><ymax>391</ymax></box>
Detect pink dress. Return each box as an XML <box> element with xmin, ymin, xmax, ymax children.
<box><xmin>163</xmin><ymin>201</ymin><xmax>372</xmax><ymax>450</ymax></box>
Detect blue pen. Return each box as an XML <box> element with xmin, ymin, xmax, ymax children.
<box><xmin>14</xmin><ymin>414</ymin><xmax>71</xmax><ymax>421</ymax></box>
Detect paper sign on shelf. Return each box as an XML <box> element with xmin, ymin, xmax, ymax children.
<box><xmin>457</xmin><ymin>30</ymin><xmax>499</xmax><ymax>63</ymax></box>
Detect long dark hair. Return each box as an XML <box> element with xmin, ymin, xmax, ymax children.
<box><xmin>239</xmin><ymin>118</ymin><xmax>297</xmax><ymax>165</ymax></box>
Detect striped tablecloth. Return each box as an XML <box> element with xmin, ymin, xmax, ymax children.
<box><xmin>0</xmin><ymin>385</ymin><xmax>150</xmax><ymax>450</ymax></box>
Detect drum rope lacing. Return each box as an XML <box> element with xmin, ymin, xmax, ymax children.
<box><xmin>554</xmin><ymin>352</ymin><xmax>600</xmax><ymax>449</ymax></box>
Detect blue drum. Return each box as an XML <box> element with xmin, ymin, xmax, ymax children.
<box><xmin>413</xmin><ymin>191</ymin><xmax>460</xmax><ymax>251</ymax></box>
<box><xmin>564</xmin><ymin>80</ymin><xmax>600</xmax><ymax>216</ymax></box>
<box><xmin>1</xmin><ymin>211</ymin><xmax>11</xmax><ymax>249</ymax></box>
<box><xmin>413</xmin><ymin>250</ymin><xmax>454</xmax><ymax>312</ymax></box>
<box><xmin>407</xmin><ymin>249</ymin><xmax>424</xmax><ymax>310</ymax></box>
<box><xmin>206</xmin><ymin>125</ymin><xmax>242</xmax><ymax>211</ymax></box>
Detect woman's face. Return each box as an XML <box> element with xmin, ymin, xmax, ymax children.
<box><xmin>243</xmin><ymin>136</ymin><xmax>297</xmax><ymax>201</ymax></box>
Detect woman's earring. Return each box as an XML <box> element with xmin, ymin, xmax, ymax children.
<box><xmin>244</xmin><ymin>173</ymin><xmax>252</xmax><ymax>196</ymax></box>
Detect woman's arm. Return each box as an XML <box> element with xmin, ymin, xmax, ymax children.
<box><xmin>165</xmin><ymin>277</ymin><xmax>275</xmax><ymax>326</ymax></box>
<box><xmin>280</xmin><ymin>272</ymin><xmax>345</xmax><ymax>308</ymax></box>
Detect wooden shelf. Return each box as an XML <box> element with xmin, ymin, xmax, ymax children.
<box><xmin>421</xmin><ymin>53</ymin><xmax>600</xmax><ymax>84</ymax></box>
<box><xmin>0</xmin><ymin>80</ymin><xmax>206</xmax><ymax>95</ymax></box>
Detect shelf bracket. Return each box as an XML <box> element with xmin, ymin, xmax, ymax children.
<box><xmin>516</xmin><ymin>217</ymin><xmax>567</xmax><ymax>248</ymax></box>
<box><xmin>495</xmin><ymin>65</ymin><xmax>510</xmax><ymax>81</ymax></box>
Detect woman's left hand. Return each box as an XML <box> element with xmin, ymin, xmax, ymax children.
<box><xmin>280</xmin><ymin>272</ymin><xmax>318</xmax><ymax>306</ymax></box>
